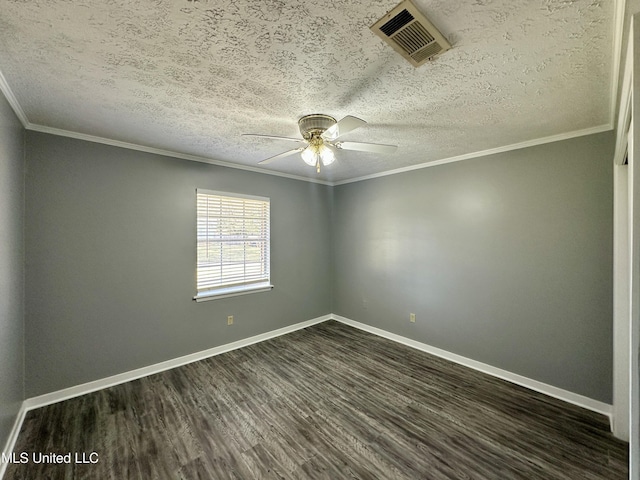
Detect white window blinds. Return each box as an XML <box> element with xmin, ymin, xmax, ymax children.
<box><xmin>196</xmin><ymin>190</ymin><xmax>270</xmax><ymax>297</ymax></box>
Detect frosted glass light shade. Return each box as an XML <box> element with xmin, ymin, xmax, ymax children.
<box><xmin>319</xmin><ymin>145</ymin><xmax>335</xmax><ymax>165</ymax></box>
<box><xmin>301</xmin><ymin>143</ymin><xmax>335</xmax><ymax>168</ymax></box>
<box><xmin>301</xmin><ymin>146</ymin><xmax>318</xmax><ymax>166</ymax></box>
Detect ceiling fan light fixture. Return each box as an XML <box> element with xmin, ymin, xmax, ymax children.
<box><xmin>248</xmin><ymin>113</ymin><xmax>397</xmax><ymax>172</ymax></box>
<box><xmin>301</xmin><ymin>146</ymin><xmax>318</xmax><ymax>166</ymax></box>
<box><xmin>319</xmin><ymin>144</ymin><xmax>335</xmax><ymax>166</ymax></box>
<box><xmin>301</xmin><ymin>143</ymin><xmax>335</xmax><ymax>168</ymax></box>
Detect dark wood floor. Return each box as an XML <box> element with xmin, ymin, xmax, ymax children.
<box><xmin>5</xmin><ymin>321</ymin><xmax>628</xmax><ymax>479</ymax></box>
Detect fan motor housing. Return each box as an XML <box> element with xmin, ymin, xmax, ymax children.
<box><xmin>298</xmin><ymin>114</ymin><xmax>336</xmax><ymax>140</ymax></box>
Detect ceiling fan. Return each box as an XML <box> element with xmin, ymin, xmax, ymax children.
<box><xmin>243</xmin><ymin>114</ymin><xmax>397</xmax><ymax>173</ymax></box>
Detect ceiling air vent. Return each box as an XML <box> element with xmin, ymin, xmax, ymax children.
<box><xmin>371</xmin><ymin>0</ymin><xmax>451</xmax><ymax>67</ymax></box>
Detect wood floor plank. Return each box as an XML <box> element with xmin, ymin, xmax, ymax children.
<box><xmin>4</xmin><ymin>320</ymin><xmax>628</xmax><ymax>479</ymax></box>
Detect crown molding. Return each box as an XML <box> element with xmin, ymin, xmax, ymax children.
<box><xmin>0</xmin><ymin>70</ymin><xmax>29</xmax><ymax>128</ymax></box>
<box><xmin>614</xmin><ymin>14</ymin><xmax>634</xmax><ymax>166</ymax></box>
<box><xmin>11</xmin><ymin>110</ymin><xmax>618</xmax><ymax>189</ymax></box>
<box><xmin>610</xmin><ymin>0</ymin><xmax>627</xmax><ymax>125</ymax></box>
<box><xmin>0</xmin><ymin>0</ymin><xmax>627</xmax><ymax>187</ymax></box>
<box><xmin>333</xmin><ymin>124</ymin><xmax>614</xmax><ymax>186</ymax></box>
<box><xmin>26</xmin><ymin>124</ymin><xmax>334</xmax><ymax>186</ymax></box>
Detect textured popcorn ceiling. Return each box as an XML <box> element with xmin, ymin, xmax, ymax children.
<box><xmin>0</xmin><ymin>0</ymin><xmax>616</xmax><ymax>183</ymax></box>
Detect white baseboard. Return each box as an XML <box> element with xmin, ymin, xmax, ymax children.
<box><xmin>0</xmin><ymin>403</ymin><xmax>28</xmax><ymax>480</ymax></box>
<box><xmin>1</xmin><ymin>314</ymin><xmax>330</xmax><ymax>479</ymax></box>
<box><xmin>1</xmin><ymin>312</ymin><xmax>615</xmax><ymax>480</ymax></box>
<box><xmin>330</xmin><ymin>314</ymin><xmax>613</xmax><ymax>420</ymax></box>
<box><xmin>24</xmin><ymin>314</ymin><xmax>331</xmax><ymax>411</ymax></box>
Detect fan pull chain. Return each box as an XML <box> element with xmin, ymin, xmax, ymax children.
<box><xmin>316</xmin><ymin>158</ymin><xmax>320</xmax><ymax>173</ymax></box>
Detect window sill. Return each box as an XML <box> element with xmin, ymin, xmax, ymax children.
<box><xmin>194</xmin><ymin>283</ymin><xmax>274</xmax><ymax>302</ymax></box>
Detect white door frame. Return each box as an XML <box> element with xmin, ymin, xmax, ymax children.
<box><xmin>614</xmin><ymin>14</ymin><xmax>640</xmax><ymax>479</ymax></box>
<box><xmin>613</xmin><ymin>133</ymin><xmax>630</xmax><ymax>442</ymax></box>
<box><xmin>613</xmin><ymin>14</ymin><xmax>634</xmax><ymax>444</ymax></box>
<box><xmin>631</xmin><ymin>14</ymin><xmax>640</xmax><ymax>476</ymax></box>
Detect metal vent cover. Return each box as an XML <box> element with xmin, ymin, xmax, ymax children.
<box><xmin>371</xmin><ymin>0</ymin><xmax>451</xmax><ymax>67</ymax></box>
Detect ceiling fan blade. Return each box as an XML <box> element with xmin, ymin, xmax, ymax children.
<box><xmin>334</xmin><ymin>141</ymin><xmax>397</xmax><ymax>154</ymax></box>
<box><xmin>243</xmin><ymin>134</ymin><xmax>305</xmax><ymax>143</ymax></box>
<box><xmin>321</xmin><ymin>115</ymin><xmax>366</xmax><ymax>141</ymax></box>
<box><xmin>258</xmin><ymin>147</ymin><xmax>305</xmax><ymax>165</ymax></box>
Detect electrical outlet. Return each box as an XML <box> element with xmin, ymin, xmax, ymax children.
<box><xmin>227</xmin><ymin>315</ymin><xmax>234</xmax><ymax>325</ymax></box>
<box><xmin>410</xmin><ymin>313</ymin><xmax>416</xmax><ymax>323</ymax></box>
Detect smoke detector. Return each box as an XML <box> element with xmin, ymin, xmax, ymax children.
<box><xmin>371</xmin><ymin>0</ymin><xmax>451</xmax><ymax>67</ymax></box>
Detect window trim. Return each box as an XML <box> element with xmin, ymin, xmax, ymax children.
<box><xmin>193</xmin><ymin>189</ymin><xmax>273</xmax><ymax>302</ymax></box>
<box><xmin>193</xmin><ymin>283</ymin><xmax>274</xmax><ymax>302</ymax></box>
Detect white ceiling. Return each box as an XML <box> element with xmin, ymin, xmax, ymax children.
<box><xmin>0</xmin><ymin>0</ymin><xmax>622</xmax><ymax>184</ymax></box>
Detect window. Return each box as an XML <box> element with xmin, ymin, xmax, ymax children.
<box><xmin>194</xmin><ymin>189</ymin><xmax>272</xmax><ymax>301</ymax></box>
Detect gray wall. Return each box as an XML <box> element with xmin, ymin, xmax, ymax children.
<box><xmin>23</xmin><ymin>128</ymin><xmax>616</xmax><ymax>404</ymax></box>
<box><xmin>25</xmin><ymin>132</ymin><xmax>332</xmax><ymax>397</ymax></box>
<box><xmin>332</xmin><ymin>132</ymin><xmax>615</xmax><ymax>403</ymax></box>
<box><xmin>0</xmin><ymin>94</ymin><xmax>25</xmax><ymax>446</ymax></box>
